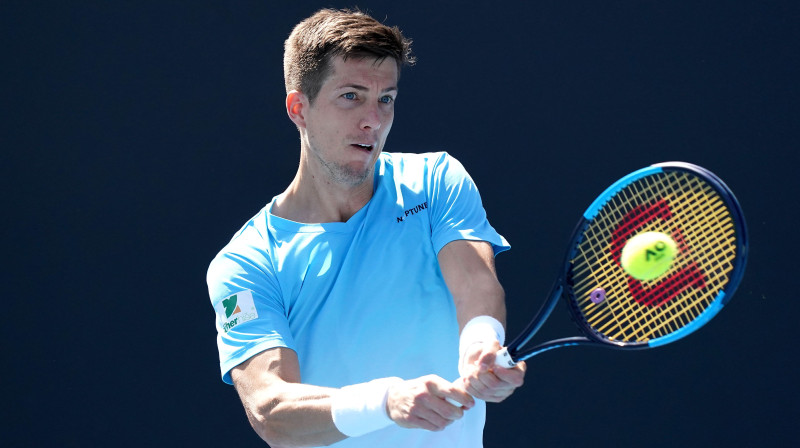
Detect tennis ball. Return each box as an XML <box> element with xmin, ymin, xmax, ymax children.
<box><xmin>620</xmin><ymin>231</ymin><xmax>678</xmax><ymax>281</ymax></box>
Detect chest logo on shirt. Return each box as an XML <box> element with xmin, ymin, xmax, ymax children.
<box><xmin>396</xmin><ymin>201</ymin><xmax>428</xmax><ymax>223</ymax></box>
<box><xmin>217</xmin><ymin>290</ymin><xmax>258</xmax><ymax>333</ymax></box>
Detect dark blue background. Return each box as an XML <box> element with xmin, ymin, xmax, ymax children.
<box><xmin>3</xmin><ymin>1</ymin><xmax>798</xmax><ymax>446</ymax></box>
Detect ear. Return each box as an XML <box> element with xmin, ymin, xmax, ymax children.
<box><xmin>286</xmin><ymin>90</ymin><xmax>308</xmax><ymax>128</ymax></box>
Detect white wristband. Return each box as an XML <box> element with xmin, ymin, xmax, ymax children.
<box><xmin>459</xmin><ymin>316</ymin><xmax>505</xmax><ymax>377</ymax></box>
<box><xmin>331</xmin><ymin>377</ymin><xmax>403</xmax><ymax>438</ymax></box>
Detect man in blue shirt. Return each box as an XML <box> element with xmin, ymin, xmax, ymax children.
<box><xmin>207</xmin><ymin>8</ymin><xmax>526</xmax><ymax>447</ymax></box>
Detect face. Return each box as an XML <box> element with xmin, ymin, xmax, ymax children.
<box><xmin>296</xmin><ymin>55</ymin><xmax>399</xmax><ymax>187</ymax></box>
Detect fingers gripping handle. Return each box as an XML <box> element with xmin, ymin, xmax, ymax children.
<box><xmin>446</xmin><ymin>347</ymin><xmax>516</xmax><ymax>407</ymax></box>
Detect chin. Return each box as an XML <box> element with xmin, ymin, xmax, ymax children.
<box><xmin>329</xmin><ymin>163</ymin><xmax>373</xmax><ymax>186</ymax></box>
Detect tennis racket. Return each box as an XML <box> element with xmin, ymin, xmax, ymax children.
<box><xmin>494</xmin><ymin>161</ymin><xmax>748</xmax><ymax>367</ymax></box>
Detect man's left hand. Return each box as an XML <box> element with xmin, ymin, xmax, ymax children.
<box><xmin>459</xmin><ymin>340</ymin><xmax>526</xmax><ymax>403</ymax></box>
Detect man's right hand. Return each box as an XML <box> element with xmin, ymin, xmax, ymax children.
<box><xmin>385</xmin><ymin>375</ymin><xmax>475</xmax><ymax>431</ymax></box>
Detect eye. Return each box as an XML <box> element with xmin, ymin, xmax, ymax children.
<box><xmin>342</xmin><ymin>92</ymin><xmax>357</xmax><ymax>100</ymax></box>
<box><xmin>379</xmin><ymin>95</ymin><xmax>394</xmax><ymax>104</ymax></box>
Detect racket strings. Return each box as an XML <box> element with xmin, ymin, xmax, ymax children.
<box><xmin>574</xmin><ymin>174</ymin><xmax>681</xmax><ymax>339</ymax></box>
<box><xmin>569</xmin><ymin>171</ymin><xmax>738</xmax><ymax>343</ymax></box>
<box><xmin>606</xmin><ymin>175</ymin><xmax>723</xmax><ymax>338</ymax></box>
<box><xmin>607</xmin><ymin>175</ymin><xmax>732</xmax><ymax>339</ymax></box>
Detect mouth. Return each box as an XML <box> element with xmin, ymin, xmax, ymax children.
<box><xmin>351</xmin><ymin>143</ymin><xmax>375</xmax><ymax>152</ymax></box>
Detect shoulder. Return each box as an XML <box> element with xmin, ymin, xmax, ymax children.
<box><xmin>378</xmin><ymin>151</ymin><xmax>468</xmax><ymax>184</ymax></box>
<box><xmin>380</xmin><ymin>151</ymin><xmax>456</xmax><ymax>167</ymax></box>
<box><xmin>207</xmin><ymin>204</ymin><xmax>275</xmax><ymax>292</ymax></box>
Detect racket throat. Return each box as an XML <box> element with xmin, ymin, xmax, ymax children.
<box><xmin>515</xmin><ymin>337</ymin><xmax>596</xmax><ymax>362</ymax></box>
<box><xmin>507</xmin><ymin>282</ymin><xmax>564</xmax><ymax>354</ymax></box>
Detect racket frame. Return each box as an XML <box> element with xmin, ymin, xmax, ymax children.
<box><xmin>502</xmin><ymin>162</ymin><xmax>748</xmax><ymax>365</ymax></box>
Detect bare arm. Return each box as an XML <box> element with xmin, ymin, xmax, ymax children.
<box><xmin>231</xmin><ymin>347</ymin><xmax>344</xmax><ymax>448</ymax></box>
<box><xmin>437</xmin><ymin>239</ymin><xmax>507</xmax><ymax>330</ymax></box>
<box><xmin>437</xmin><ymin>239</ymin><xmax>526</xmax><ymax>402</ymax></box>
<box><xmin>231</xmin><ymin>347</ymin><xmax>475</xmax><ymax>447</ymax></box>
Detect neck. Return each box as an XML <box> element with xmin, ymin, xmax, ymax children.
<box><xmin>273</xmin><ymin>151</ymin><xmax>376</xmax><ymax>224</ymax></box>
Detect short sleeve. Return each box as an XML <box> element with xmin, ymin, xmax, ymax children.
<box><xmin>207</xmin><ymin>243</ymin><xmax>295</xmax><ymax>385</ymax></box>
<box><xmin>427</xmin><ymin>152</ymin><xmax>510</xmax><ymax>255</ymax></box>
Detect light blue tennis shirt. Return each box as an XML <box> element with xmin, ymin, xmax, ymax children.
<box><xmin>207</xmin><ymin>151</ymin><xmax>509</xmax><ymax>447</ymax></box>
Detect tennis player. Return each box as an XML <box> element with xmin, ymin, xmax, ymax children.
<box><xmin>207</xmin><ymin>8</ymin><xmax>526</xmax><ymax>447</ymax></box>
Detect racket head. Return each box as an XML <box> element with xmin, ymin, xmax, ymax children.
<box><xmin>562</xmin><ymin>162</ymin><xmax>748</xmax><ymax>350</ymax></box>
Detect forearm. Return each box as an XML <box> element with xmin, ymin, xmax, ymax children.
<box><xmin>452</xmin><ymin>271</ymin><xmax>506</xmax><ymax>331</ymax></box>
<box><xmin>239</xmin><ymin>375</ymin><xmax>472</xmax><ymax>446</ymax></box>
<box><xmin>437</xmin><ymin>240</ymin><xmax>525</xmax><ymax>402</ymax></box>
<box><xmin>234</xmin><ymin>352</ymin><xmax>404</xmax><ymax>447</ymax></box>
<box><xmin>437</xmin><ymin>240</ymin><xmax>507</xmax><ymax>331</ymax></box>
<box><xmin>237</xmin><ymin>381</ymin><xmax>344</xmax><ymax>448</ymax></box>
<box><xmin>231</xmin><ymin>349</ymin><xmax>347</xmax><ymax>448</ymax></box>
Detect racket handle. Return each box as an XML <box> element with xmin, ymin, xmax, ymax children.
<box><xmin>446</xmin><ymin>379</ymin><xmax>467</xmax><ymax>407</ymax></box>
<box><xmin>494</xmin><ymin>346</ymin><xmax>516</xmax><ymax>368</ymax></box>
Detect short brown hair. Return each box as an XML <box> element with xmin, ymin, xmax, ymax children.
<box><xmin>283</xmin><ymin>8</ymin><xmax>415</xmax><ymax>103</ymax></box>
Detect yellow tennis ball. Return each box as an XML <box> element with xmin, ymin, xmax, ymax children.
<box><xmin>620</xmin><ymin>231</ymin><xmax>678</xmax><ymax>281</ymax></box>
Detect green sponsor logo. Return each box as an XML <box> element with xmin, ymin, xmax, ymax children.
<box><xmin>219</xmin><ymin>291</ymin><xmax>257</xmax><ymax>333</ymax></box>
<box><xmin>222</xmin><ymin>294</ymin><xmax>238</xmax><ymax>318</ymax></box>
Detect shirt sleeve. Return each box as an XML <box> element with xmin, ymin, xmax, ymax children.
<box><xmin>207</xmin><ymin>236</ymin><xmax>295</xmax><ymax>385</ymax></box>
<box><xmin>427</xmin><ymin>152</ymin><xmax>510</xmax><ymax>255</ymax></box>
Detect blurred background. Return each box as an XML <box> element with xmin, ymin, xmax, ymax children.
<box><xmin>3</xmin><ymin>1</ymin><xmax>797</xmax><ymax>446</ymax></box>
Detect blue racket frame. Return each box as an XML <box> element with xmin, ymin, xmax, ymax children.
<box><xmin>505</xmin><ymin>162</ymin><xmax>749</xmax><ymax>363</ymax></box>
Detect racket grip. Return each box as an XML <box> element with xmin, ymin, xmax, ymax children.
<box><xmin>446</xmin><ymin>397</ymin><xmax>462</xmax><ymax>407</ymax></box>
<box><xmin>446</xmin><ymin>378</ymin><xmax>467</xmax><ymax>408</ymax></box>
<box><xmin>494</xmin><ymin>346</ymin><xmax>516</xmax><ymax>368</ymax></box>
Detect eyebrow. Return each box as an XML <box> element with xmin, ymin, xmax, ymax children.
<box><xmin>338</xmin><ymin>84</ymin><xmax>398</xmax><ymax>93</ymax></box>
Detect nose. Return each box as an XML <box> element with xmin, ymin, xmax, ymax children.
<box><xmin>360</xmin><ymin>104</ymin><xmax>382</xmax><ymax>131</ymax></box>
